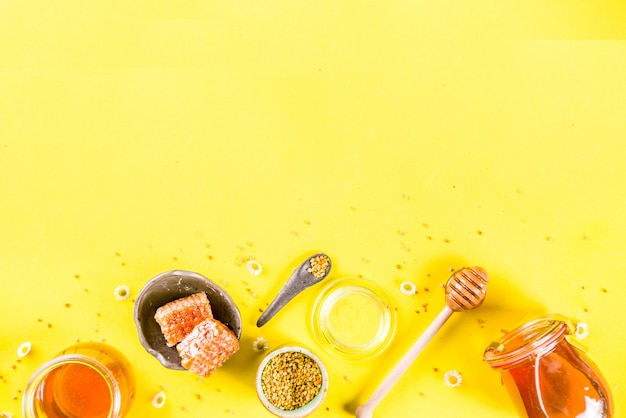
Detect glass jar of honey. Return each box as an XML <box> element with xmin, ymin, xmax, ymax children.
<box><xmin>22</xmin><ymin>342</ymin><xmax>135</xmax><ymax>418</ymax></box>
<box><xmin>483</xmin><ymin>315</ymin><xmax>613</xmax><ymax>417</ymax></box>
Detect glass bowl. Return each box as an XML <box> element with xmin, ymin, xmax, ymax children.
<box><xmin>311</xmin><ymin>276</ymin><xmax>396</xmax><ymax>361</ymax></box>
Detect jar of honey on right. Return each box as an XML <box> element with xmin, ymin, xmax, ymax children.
<box><xmin>483</xmin><ymin>315</ymin><xmax>613</xmax><ymax>418</ymax></box>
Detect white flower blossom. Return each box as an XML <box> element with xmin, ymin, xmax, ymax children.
<box><xmin>399</xmin><ymin>281</ymin><xmax>416</xmax><ymax>296</ymax></box>
<box><xmin>17</xmin><ymin>342</ymin><xmax>32</xmax><ymax>358</ymax></box>
<box><xmin>443</xmin><ymin>370</ymin><xmax>463</xmax><ymax>388</ymax></box>
<box><xmin>114</xmin><ymin>285</ymin><xmax>131</xmax><ymax>301</ymax></box>
<box><xmin>246</xmin><ymin>259</ymin><xmax>263</xmax><ymax>276</ymax></box>
<box><xmin>152</xmin><ymin>391</ymin><xmax>166</xmax><ymax>408</ymax></box>
<box><xmin>252</xmin><ymin>337</ymin><xmax>269</xmax><ymax>352</ymax></box>
<box><xmin>574</xmin><ymin>322</ymin><xmax>589</xmax><ymax>340</ymax></box>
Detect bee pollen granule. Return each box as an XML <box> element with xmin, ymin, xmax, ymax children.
<box><xmin>307</xmin><ymin>256</ymin><xmax>330</xmax><ymax>279</ymax></box>
<box><xmin>261</xmin><ymin>352</ymin><xmax>323</xmax><ymax>411</ymax></box>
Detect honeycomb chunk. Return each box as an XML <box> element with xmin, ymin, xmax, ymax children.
<box><xmin>154</xmin><ymin>292</ymin><xmax>213</xmax><ymax>347</ymax></box>
<box><xmin>177</xmin><ymin>318</ymin><xmax>239</xmax><ymax>378</ymax></box>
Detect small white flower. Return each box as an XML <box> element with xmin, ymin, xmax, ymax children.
<box><xmin>443</xmin><ymin>370</ymin><xmax>463</xmax><ymax>387</ymax></box>
<box><xmin>575</xmin><ymin>322</ymin><xmax>589</xmax><ymax>340</ymax></box>
<box><xmin>246</xmin><ymin>259</ymin><xmax>263</xmax><ymax>276</ymax></box>
<box><xmin>17</xmin><ymin>342</ymin><xmax>32</xmax><ymax>358</ymax></box>
<box><xmin>399</xmin><ymin>281</ymin><xmax>416</xmax><ymax>296</ymax></box>
<box><xmin>252</xmin><ymin>337</ymin><xmax>269</xmax><ymax>353</ymax></box>
<box><xmin>152</xmin><ymin>391</ymin><xmax>166</xmax><ymax>408</ymax></box>
<box><xmin>114</xmin><ymin>285</ymin><xmax>131</xmax><ymax>301</ymax></box>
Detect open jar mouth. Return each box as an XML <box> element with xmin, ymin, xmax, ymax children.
<box><xmin>483</xmin><ymin>315</ymin><xmax>570</xmax><ymax>369</ymax></box>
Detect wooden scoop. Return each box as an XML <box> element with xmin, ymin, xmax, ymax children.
<box><xmin>355</xmin><ymin>266</ymin><xmax>489</xmax><ymax>418</ymax></box>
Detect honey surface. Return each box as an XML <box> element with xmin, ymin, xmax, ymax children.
<box><xmin>43</xmin><ymin>364</ymin><xmax>111</xmax><ymax>418</ymax></box>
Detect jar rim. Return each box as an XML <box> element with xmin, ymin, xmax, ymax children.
<box><xmin>22</xmin><ymin>353</ymin><xmax>122</xmax><ymax>418</ymax></box>
<box><xmin>483</xmin><ymin>315</ymin><xmax>570</xmax><ymax>369</ymax></box>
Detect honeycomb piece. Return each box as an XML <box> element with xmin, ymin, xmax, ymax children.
<box><xmin>177</xmin><ymin>318</ymin><xmax>240</xmax><ymax>378</ymax></box>
<box><xmin>154</xmin><ymin>292</ymin><xmax>213</xmax><ymax>347</ymax></box>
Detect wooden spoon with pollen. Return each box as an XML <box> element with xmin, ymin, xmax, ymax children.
<box><xmin>355</xmin><ymin>266</ymin><xmax>489</xmax><ymax>418</ymax></box>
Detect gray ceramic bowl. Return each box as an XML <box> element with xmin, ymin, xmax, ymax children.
<box><xmin>134</xmin><ymin>270</ymin><xmax>242</xmax><ymax>370</ymax></box>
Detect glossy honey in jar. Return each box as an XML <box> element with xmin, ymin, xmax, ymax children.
<box><xmin>483</xmin><ymin>315</ymin><xmax>613</xmax><ymax>418</ymax></box>
<box><xmin>22</xmin><ymin>342</ymin><xmax>135</xmax><ymax>418</ymax></box>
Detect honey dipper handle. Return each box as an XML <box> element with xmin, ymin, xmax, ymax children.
<box><xmin>355</xmin><ymin>306</ymin><xmax>454</xmax><ymax>418</ymax></box>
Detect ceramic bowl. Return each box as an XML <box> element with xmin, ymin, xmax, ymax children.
<box><xmin>134</xmin><ymin>270</ymin><xmax>242</xmax><ymax>370</ymax></box>
<box><xmin>256</xmin><ymin>345</ymin><xmax>329</xmax><ymax>417</ymax></box>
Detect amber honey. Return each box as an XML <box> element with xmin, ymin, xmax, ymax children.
<box><xmin>484</xmin><ymin>316</ymin><xmax>613</xmax><ymax>418</ymax></box>
<box><xmin>23</xmin><ymin>342</ymin><xmax>135</xmax><ymax>418</ymax></box>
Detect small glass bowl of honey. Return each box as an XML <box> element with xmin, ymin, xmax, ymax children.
<box><xmin>22</xmin><ymin>341</ymin><xmax>135</xmax><ymax>418</ymax></box>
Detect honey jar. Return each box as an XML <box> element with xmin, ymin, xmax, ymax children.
<box><xmin>483</xmin><ymin>315</ymin><xmax>613</xmax><ymax>417</ymax></box>
<box><xmin>22</xmin><ymin>342</ymin><xmax>135</xmax><ymax>418</ymax></box>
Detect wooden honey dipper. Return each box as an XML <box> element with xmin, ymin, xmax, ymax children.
<box><xmin>355</xmin><ymin>266</ymin><xmax>489</xmax><ymax>418</ymax></box>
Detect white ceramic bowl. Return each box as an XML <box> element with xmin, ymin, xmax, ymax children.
<box><xmin>256</xmin><ymin>345</ymin><xmax>329</xmax><ymax>417</ymax></box>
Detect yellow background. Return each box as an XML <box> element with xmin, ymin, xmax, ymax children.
<box><xmin>1</xmin><ymin>1</ymin><xmax>625</xmax><ymax>417</ymax></box>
